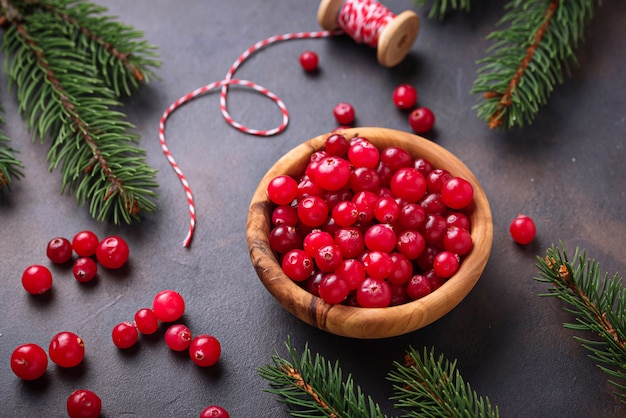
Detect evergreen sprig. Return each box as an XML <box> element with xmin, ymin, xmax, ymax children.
<box><xmin>471</xmin><ymin>0</ymin><xmax>598</xmax><ymax>129</ymax></box>
<box><xmin>0</xmin><ymin>0</ymin><xmax>160</xmax><ymax>224</ymax></box>
<box><xmin>415</xmin><ymin>0</ymin><xmax>472</xmax><ymax>20</ymax></box>
<box><xmin>388</xmin><ymin>347</ymin><xmax>499</xmax><ymax>418</ymax></box>
<box><xmin>258</xmin><ymin>339</ymin><xmax>498</xmax><ymax>418</ymax></box>
<box><xmin>0</xmin><ymin>108</ymin><xmax>24</xmax><ymax>192</ymax></box>
<box><xmin>535</xmin><ymin>243</ymin><xmax>626</xmax><ymax>404</ymax></box>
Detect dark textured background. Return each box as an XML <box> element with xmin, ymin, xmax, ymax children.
<box><xmin>1</xmin><ymin>1</ymin><xmax>625</xmax><ymax>417</ymax></box>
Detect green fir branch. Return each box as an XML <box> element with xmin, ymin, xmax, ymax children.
<box><xmin>535</xmin><ymin>244</ymin><xmax>626</xmax><ymax>404</ymax></box>
<box><xmin>258</xmin><ymin>338</ymin><xmax>389</xmax><ymax>418</ymax></box>
<box><xmin>0</xmin><ymin>0</ymin><xmax>159</xmax><ymax>223</ymax></box>
<box><xmin>388</xmin><ymin>347</ymin><xmax>499</xmax><ymax>418</ymax></box>
<box><xmin>0</xmin><ymin>107</ymin><xmax>24</xmax><ymax>192</ymax></box>
<box><xmin>415</xmin><ymin>0</ymin><xmax>472</xmax><ymax>20</ymax></box>
<box><xmin>471</xmin><ymin>0</ymin><xmax>598</xmax><ymax>129</ymax></box>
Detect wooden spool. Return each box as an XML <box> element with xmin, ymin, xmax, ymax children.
<box><xmin>317</xmin><ymin>0</ymin><xmax>420</xmax><ymax>67</ymax></box>
<box><xmin>247</xmin><ymin>127</ymin><xmax>493</xmax><ymax>339</ymax></box>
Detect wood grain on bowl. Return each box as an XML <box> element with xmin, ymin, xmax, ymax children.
<box><xmin>247</xmin><ymin>127</ymin><xmax>493</xmax><ymax>339</ymax></box>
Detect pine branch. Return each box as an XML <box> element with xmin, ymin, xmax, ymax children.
<box><xmin>415</xmin><ymin>0</ymin><xmax>472</xmax><ymax>20</ymax></box>
<box><xmin>0</xmin><ymin>107</ymin><xmax>24</xmax><ymax>192</ymax></box>
<box><xmin>0</xmin><ymin>0</ymin><xmax>159</xmax><ymax>223</ymax></box>
<box><xmin>258</xmin><ymin>338</ymin><xmax>390</xmax><ymax>418</ymax></box>
<box><xmin>471</xmin><ymin>0</ymin><xmax>598</xmax><ymax>129</ymax></box>
<box><xmin>536</xmin><ymin>244</ymin><xmax>626</xmax><ymax>404</ymax></box>
<box><xmin>388</xmin><ymin>347</ymin><xmax>499</xmax><ymax>418</ymax></box>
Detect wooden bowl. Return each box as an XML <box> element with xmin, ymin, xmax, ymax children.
<box><xmin>246</xmin><ymin>127</ymin><xmax>493</xmax><ymax>339</ymax></box>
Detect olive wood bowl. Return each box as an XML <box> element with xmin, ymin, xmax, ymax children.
<box><xmin>247</xmin><ymin>127</ymin><xmax>493</xmax><ymax>339</ymax></box>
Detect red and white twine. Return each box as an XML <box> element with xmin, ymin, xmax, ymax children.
<box><xmin>158</xmin><ymin>0</ymin><xmax>399</xmax><ymax>247</ymax></box>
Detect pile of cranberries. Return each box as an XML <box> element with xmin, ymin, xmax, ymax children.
<box><xmin>266</xmin><ymin>132</ymin><xmax>476</xmax><ymax>308</ymax></box>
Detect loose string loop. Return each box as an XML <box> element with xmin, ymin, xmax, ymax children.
<box><xmin>337</xmin><ymin>0</ymin><xmax>395</xmax><ymax>47</ymax></box>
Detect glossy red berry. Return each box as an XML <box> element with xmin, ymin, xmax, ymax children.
<box><xmin>406</xmin><ymin>274</ymin><xmax>432</xmax><ymax>300</ymax></box>
<box><xmin>66</xmin><ymin>389</ymin><xmax>102</xmax><ymax>418</ymax></box>
<box><xmin>441</xmin><ymin>177</ymin><xmax>474</xmax><ymax>209</ymax></box>
<box><xmin>333</xmin><ymin>102</ymin><xmax>355</xmax><ymax>125</ymax></box>
<box><xmin>315</xmin><ymin>156</ymin><xmax>351</xmax><ymax>191</ymax></box>
<box><xmin>318</xmin><ymin>274</ymin><xmax>349</xmax><ymax>304</ymax></box>
<box><xmin>408</xmin><ymin>107</ymin><xmax>435</xmax><ymax>133</ymax></box>
<box><xmin>267</xmin><ymin>175</ymin><xmax>298</xmax><ymax>205</ymax></box>
<box><xmin>95</xmin><ymin>236</ymin><xmax>129</xmax><ymax>269</ymax></box>
<box><xmin>22</xmin><ymin>264</ymin><xmax>53</xmax><ymax>295</ymax></box>
<box><xmin>299</xmin><ymin>50</ymin><xmax>319</xmax><ymax>72</ymax></box>
<box><xmin>72</xmin><ymin>257</ymin><xmax>98</xmax><ymax>283</ymax></box>
<box><xmin>134</xmin><ymin>308</ymin><xmax>160</xmax><ymax>335</ymax></box>
<box><xmin>390</xmin><ymin>167</ymin><xmax>427</xmax><ymax>203</ymax></box>
<box><xmin>112</xmin><ymin>322</ymin><xmax>139</xmax><ymax>349</ymax></box>
<box><xmin>433</xmin><ymin>251</ymin><xmax>460</xmax><ymax>278</ymax></box>
<box><xmin>189</xmin><ymin>335</ymin><xmax>221</xmax><ymax>367</ymax></box>
<box><xmin>509</xmin><ymin>214</ymin><xmax>536</xmax><ymax>245</ymax></box>
<box><xmin>199</xmin><ymin>405</ymin><xmax>230</xmax><ymax>418</ymax></box>
<box><xmin>49</xmin><ymin>331</ymin><xmax>85</xmax><ymax>368</ymax></box>
<box><xmin>71</xmin><ymin>231</ymin><xmax>99</xmax><ymax>257</ymax></box>
<box><xmin>10</xmin><ymin>343</ymin><xmax>48</xmax><ymax>380</ymax></box>
<box><xmin>164</xmin><ymin>324</ymin><xmax>193</xmax><ymax>351</ymax></box>
<box><xmin>392</xmin><ymin>84</ymin><xmax>417</xmax><ymax>110</ymax></box>
<box><xmin>282</xmin><ymin>249</ymin><xmax>314</xmax><ymax>281</ymax></box>
<box><xmin>297</xmin><ymin>195</ymin><xmax>329</xmax><ymax>227</ymax></box>
<box><xmin>357</xmin><ymin>277</ymin><xmax>392</xmax><ymax>308</ymax></box>
<box><xmin>47</xmin><ymin>237</ymin><xmax>73</xmax><ymax>264</ymax></box>
<box><xmin>153</xmin><ymin>290</ymin><xmax>186</xmax><ymax>323</ymax></box>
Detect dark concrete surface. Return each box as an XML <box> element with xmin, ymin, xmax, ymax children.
<box><xmin>1</xmin><ymin>1</ymin><xmax>625</xmax><ymax>417</ymax></box>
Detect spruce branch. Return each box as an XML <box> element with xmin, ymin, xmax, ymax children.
<box><xmin>415</xmin><ymin>0</ymin><xmax>472</xmax><ymax>20</ymax></box>
<box><xmin>0</xmin><ymin>0</ymin><xmax>160</xmax><ymax>223</ymax></box>
<box><xmin>0</xmin><ymin>108</ymin><xmax>24</xmax><ymax>192</ymax></box>
<box><xmin>535</xmin><ymin>243</ymin><xmax>626</xmax><ymax>404</ymax></box>
<box><xmin>388</xmin><ymin>346</ymin><xmax>499</xmax><ymax>418</ymax></box>
<box><xmin>471</xmin><ymin>0</ymin><xmax>599</xmax><ymax>129</ymax></box>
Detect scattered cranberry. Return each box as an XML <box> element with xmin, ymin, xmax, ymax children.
<box><xmin>47</xmin><ymin>237</ymin><xmax>73</xmax><ymax>264</ymax></box>
<box><xmin>299</xmin><ymin>50</ymin><xmax>319</xmax><ymax>72</ymax></box>
<box><xmin>95</xmin><ymin>236</ymin><xmax>129</xmax><ymax>269</ymax></box>
<box><xmin>510</xmin><ymin>214</ymin><xmax>536</xmax><ymax>245</ymax></box>
<box><xmin>164</xmin><ymin>324</ymin><xmax>193</xmax><ymax>351</ymax></box>
<box><xmin>392</xmin><ymin>84</ymin><xmax>417</xmax><ymax>110</ymax></box>
<box><xmin>72</xmin><ymin>257</ymin><xmax>98</xmax><ymax>283</ymax></box>
<box><xmin>408</xmin><ymin>107</ymin><xmax>435</xmax><ymax>133</ymax></box>
<box><xmin>112</xmin><ymin>322</ymin><xmax>139</xmax><ymax>349</ymax></box>
<box><xmin>189</xmin><ymin>335</ymin><xmax>221</xmax><ymax>367</ymax></box>
<box><xmin>134</xmin><ymin>308</ymin><xmax>160</xmax><ymax>335</ymax></box>
<box><xmin>72</xmin><ymin>231</ymin><xmax>99</xmax><ymax>257</ymax></box>
<box><xmin>153</xmin><ymin>290</ymin><xmax>185</xmax><ymax>323</ymax></box>
<box><xmin>333</xmin><ymin>102</ymin><xmax>355</xmax><ymax>125</ymax></box>
<box><xmin>22</xmin><ymin>264</ymin><xmax>53</xmax><ymax>295</ymax></box>
<box><xmin>49</xmin><ymin>331</ymin><xmax>85</xmax><ymax>368</ymax></box>
<box><xmin>10</xmin><ymin>343</ymin><xmax>48</xmax><ymax>380</ymax></box>
<box><xmin>199</xmin><ymin>405</ymin><xmax>230</xmax><ymax>418</ymax></box>
<box><xmin>66</xmin><ymin>389</ymin><xmax>102</xmax><ymax>418</ymax></box>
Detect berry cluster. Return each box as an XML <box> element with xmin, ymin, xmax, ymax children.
<box><xmin>267</xmin><ymin>133</ymin><xmax>475</xmax><ymax>307</ymax></box>
<box><xmin>111</xmin><ymin>290</ymin><xmax>222</xmax><ymax>368</ymax></box>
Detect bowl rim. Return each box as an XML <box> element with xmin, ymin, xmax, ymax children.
<box><xmin>247</xmin><ymin>127</ymin><xmax>493</xmax><ymax>339</ymax></box>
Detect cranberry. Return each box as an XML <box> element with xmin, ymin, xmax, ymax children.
<box><xmin>387</xmin><ymin>252</ymin><xmax>413</xmax><ymax>285</ymax></box>
<box><xmin>134</xmin><ymin>308</ymin><xmax>159</xmax><ymax>335</ymax></box>
<box><xmin>319</xmin><ymin>274</ymin><xmax>349</xmax><ymax>304</ymax></box>
<box><xmin>390</xmin><ymin>167</ymin><xmax>426</xmax><ymax>203</ymax></box>
<box><xmin>297</xmin><ymin>176</ymin><xmax>324</xmax><ymax>200</ymax></box>
<box><xmin>271</xmin><ymin>205</ymin><xmax>299</xmax><ymax>226</ymax></box>
<box><xmin>398</xmin><ymin>203</ymin><xmax>426</xmax><ymax>230</ymax></box>
<box><xmin>72</xmin><ymin>257</ymin><xmax>98</xmax><ymax>283</ymax></box>
<box><xmin>164</xmin><ymin>324</ymin><xmax>193</xmax><ymax>351</ymax></box>
<box><xmin>352</xmin><ymin>191</ymin><xmax>379</xmax><ymax>223</ymax></box>
<box><xmin>47</xmin><ymin>237</ymin><xmax>73</xmax><ymax>264</ymax></box>
<box><xmin>374</xmin><ymin>196</ymin><xmax>400</xmax><ymax>223</ymax></box>
<box><xmin>269</xmin><ymin>225</ymin><xmax>302</xmax><ymax>254</ymax></box>
<box><xmin>49</xmin><ymin>331</ymin><xmax>85</xmax><ymax>368</ymax></box>
<box><xmin>112</xmin><ymin>322</ymin><xmax>139</xmax><ymax>349</ymax></box>
<box><xmin>362</xmin><ymin>250</ymin><xmax>394</xmax><ymax>280</ymax></box>
<box><xmin>380</xmin><ymin>146</ymin><xmax>413</xmax><ymax>171</ymax></box>
<box><xmin>335</xmin><ymin>259</ymin><xmax>366</xmax><ymax>290</ymax></box>
<box><xmin>426</xmin><ymin>169</ymin><xmax>452</xmax><ymax>194</ymax></box>
<box><xmin>267</xmin><ymin>175</ymin><xmax>298</xmax><ymax>205</ymax></box>
<box><xmin>406</xmin><ymin>274</ymin><xmax>432</xmax><ymax>300</ymax></box>
<box><xmin>364</xmin><ymin>223</ymin><xmax>396</xmax><ymax>253</ymax></box>
<box><xmin>396</xmin><ymin>229</ymin><xmax>426</xmax><ymax>260</ymax></box>
<box><xmin>189</xmin><ymin>335</ymin><xmax>221</xmax><ymax>367</ymax></box>
<box><xmin>95</xmin><ymin>236</ymin><xmax>129</xmax><ymax>269</ymax></box>
<box><xmin>324</xmin><ymin>133</ymin><xmax>350</xmax><ymax>156</ymax></box>
<box><xmin>10</xmin><ymin>343</ymin><xmax>48</xmax><ymax>380</ymax></box>
<box><xmin>408</xmin><ymin>107</ymin><xmax>435</xmax><ymax>133</ymax></box>
<box><xmin>333</xmin><ymin>227</ymin><xmax>365</xmax><ymax>259</ymax></box>
<box><xmin>510</xmin><ymin>214</ymin><xmax>536</xmax><ymax>245</ymax></box>
<box><xmin>441</xmin><ymin>177</ymin><xmax>474</xmax><ymax>209</ymax></box>
<box><xmin>72</xmin><ymin>230</ymin><xmax>99</xmax><ymax>257</ymax></box>
<box><xmin>22</xmin><ymin>265</ymin><xmax>53</xmax><ymax>295</ymax></box>
<box><xmin>299</xmin><ymin>50</ymin><xmax>319</xmax><ymax>72</ymax></box>
<box><xmin>392</xmin><ymin>84</ymin><xmax>417</xmax><ymax>110</ymax></box>
<box><xmin>315</xmin><ymin>156</ymin><xmax>351</xmax><ymax>191</ymax></box>
<box><xmin>357</xmin><ymin>277</ymin><xmax>391</xmax><ymax>308</ymax></box>
<box><xmin>315</xmin><ymin>244</ymin><xmax>343</xmax><ymax>272</ymax></box>
<box><xmin>153</xmin><ymin>290</ymin><xmax>186</xmax><ymax>322</ymax></box>
<box><xmin>443</xmin><ymin>226</ymin><xmax>473</xmax><ymax>255</ymax></box>
<box><xmin>282</xmin><ymin>249</ymin><xmax>314</xmax><ymax>281</ymax></box>
<box><xmin>297</xmin><ymin>196</ymin><xmax>328</xmax><ymax>227</ymax></box>
<box><xmin>333</xmin><ymin>102</ymin><xmax>355</xmax><ymax>125</ymax></box>
<box><xmin>66</xmin><ymin>389</ymin><xmax>102</xmax><ymax>418</ymax></box>
<box><xmin>433</xmin><ymin>251</ymin><xmax>460</xmax><ymax>278</ymax></box>
<box><xmin>349</xmin><ymin>166</ymin><xmax>381</xmax><ymax>192</ymax></box>
<box><xmin>332</xmin><ymin>201</ymin><xmax>359</xmax><ymax>227</ymax></box>
<box><xmin>200</xmin><ymin>405</ymin><xmax>230</xmax><ymax>418</ymax></box>
<box><xmin>348</xmin><ymin>139</ymin><xmax>379</xmax><ymax>168</ymax></box>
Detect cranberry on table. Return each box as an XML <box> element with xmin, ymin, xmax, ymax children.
<box><xmin>408</xmin><ymin>106</ymin><xmax>435</xmax><ymax>133</ymax></box>
<box><xmin>134</xmin><ymin>308</ymin><xmax>160</xmax><ymax>335</ymax></box>
<box><xmin>49</xmin><ymin>331</ymin><xmax>85</xmax><ymax>368</ymax></box>
<box><xmin>164</xmin><ymin>324</ymin><xmax>193</xmax><ymax>351</ymax></box>
<box><xmin>392</xmin><ymin>84</ymin><xmax>417</xmax><ymax>110</ymax></box>
<box><xmin>510</xmin><ymin>214</ymin><xmax>536</xmax><ymax>245</ymax></box>
<box><xmin>199</xmin><ymin>405</ymin><xmax>230</xmax><ymax>418</ymax></box>
<box><xmin>333</xmin><ymin>102</ymin><xmax>355</xmax><ymax>125</ymax></box>
<box><xmin>95</xmin><ymin>236</ymin><xmax>129</xmax><ymax>269</ymax></box>
<box><xmin>22</xmin><ymin>264</ymin><xmax>53</xmax><ymax>295</ymax></box>
<box><xmin>47</xmin><ymin>237</ymin><xmax>73</xmax><ymax>264</ymax></box>
<box><xmin>72</xmin><ymin>257</ymin><xmax>98</xmax><ymax>283</ymax></box>
<box><xmin>299</xmin><ymin>50</ymin><xmax>319</xmax><ymax>72</ymax></box>
<box><xmin>10</xmin><ymin>343</ymin><xmax>48</xmax><ymax>380</ymax></box>
<box><xmin>72</xmin><ymin>230</ymin><xmax>99</xmax><ymax>257</ymax></box>
<box><xmin>153</xmin><ymin>290</ymin><xmax>186</xmax><ymax>322</ymax></box>
<box><xmin>66</xmin><ymin>389</ymin><xmax>102</xmax><ymax>418</ymax></box>
<box><xmin>111</xmin><ymin>322</ymin><xmax>139</xmax><ymax>349</ymax></box>
<box><xmin>189</xmin><ymin>334</ymin><xmax>221</xmax><ymax>367</ymax></box>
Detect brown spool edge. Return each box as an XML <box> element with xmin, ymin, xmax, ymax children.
<box><xmin>317</xmin><ymin>0</ymin><xmax>343</xmax><ymax>30</ymax></box>
<box><xmin>377</xmin><ymin>10</ymin><xmax>420</xmax><ymax>67</ymax></box>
